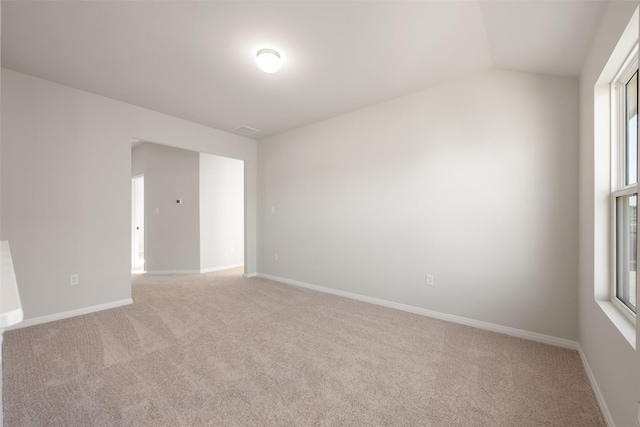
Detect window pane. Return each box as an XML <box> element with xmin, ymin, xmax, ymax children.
<box><xmin>616</xmin><ymin>193</ymin><xmax>637</xmax><ymax>313</ymax></box>
<box><xmin>625</xmin><ymin>72</ymin><xmax>637</xmax><ymax>185</ymax></box>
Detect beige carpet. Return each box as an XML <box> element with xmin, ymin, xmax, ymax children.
<box><xmin>3</xmin><ymin>268</ymin><xmax>605</xmax><ymax>426</ymax></box>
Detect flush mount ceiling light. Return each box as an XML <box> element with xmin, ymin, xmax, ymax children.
<box><xmin>256</xmin><ymin>48</ymin><xmax>282</xmax><ymax>73</ymax></box>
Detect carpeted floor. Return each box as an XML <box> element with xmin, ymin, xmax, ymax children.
<box><xmin>3</xmin><ymin>268</ymin><xmax>605</xmax><ymax>426</ymax></box>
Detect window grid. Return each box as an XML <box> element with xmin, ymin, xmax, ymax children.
<box><xmin>611</xmin><ymin>44</ymin><xmax>638</xmax><ymax>320</ymax></box>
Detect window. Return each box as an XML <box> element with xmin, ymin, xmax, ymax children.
<box><xmin>612</xmin><ymin>44</ymin><xmax>638</xmax><ymax>319</ymax></box>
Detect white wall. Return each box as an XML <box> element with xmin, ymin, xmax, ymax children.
<box><xmin>200</xmin><ymin>153</ymin><xmax>244</xmax><ymax>272</ymax></box>
<box><xmin>1</xmin><ymin>5</ymin><xmax>5</xmax><ymax>426</ymax></box>
<box><xmin>579</xmin><ymin>2</ymin><xmax>640</xmax><ymax>427</ymax></box>
<box><xmin>259</xmin><ymin>69</ymin><xmax>579</xmax><ymax>341</ymax></box>
<box><xmin>131</xmin><ymin>143</ymin><xmax>146</xmax><ymax>177</ymax></box>
<box><xmin>132</xmin><ymin>143</ymin><xmax>201</xmax><ymax>273</ymax></box>
<box><xmin>1</xmin><ymin>68</ymin><xmax>257</xmax><ymax>321</ymax></box>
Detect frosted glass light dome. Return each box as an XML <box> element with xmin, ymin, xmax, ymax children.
<box><xmin>256</xmin><ymin>49</ymin><xmax>282</xmax><ymax>73</ymax></box>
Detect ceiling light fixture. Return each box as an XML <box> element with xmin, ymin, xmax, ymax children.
<box><xmin>256</xmin><ymin>48</ymin><xmax>282</xmax><ymax>73</ymax></box>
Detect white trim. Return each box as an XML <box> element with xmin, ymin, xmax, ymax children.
<box><xmin>610</xmin><ymin>189</ymin><xmax>639</xmax><ymax>325</ymax></box>
<box><xmin>244</xmin><ymin>272</ymin><xmax>258</xmax><ymax>278</ymax></box>
<box><xmin>5</xmin><ymin>298</ymin><xmax>133</xmax><ymax>331</ymax></box>
<box><xmin>612</xmin><ymin>186</ymin><xmax>638</xmax><ymax>198</ymax></box>
<box><xmin>578</xmin><ymin>344</ymin><xmax>616</xmax><ymax>427</ymax></box>
<box><xmin>596</xmin><ymin>299</ymin><xmax>636</xmax><ymax>348</ymax></box>
<box><xmin>200</xmin><ymin>263</ymin><xmax>244</xmax><ymax>274</ymax></box>
<box><xmin>145</xmin><ymin>270</ymin><xmax>200</xmax><ymax>274</ymax></box>
<box><xmin>610</xmin><ymin>42</ymin><xmax>638</xmax><ymax>324</ymax></box>
<box><xmin>255</xmin><ymin>273</ymin><xmax>578</xmax><ymax>350</ymax></box>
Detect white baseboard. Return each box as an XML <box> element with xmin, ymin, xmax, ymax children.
<box><xmin>244</xmin><ymin>272</ymin><xmax>258</xmax><ymax>278</ymax></box>
<box><xmin>256</xmin><ymin>273</ymin><xmax>579</xmax><ymax>350</ymax></box>
<box><xmin>5</xmin><ymin>298</ymin><xmax>133</xmax><ymax>331</ymax></box>
<box><xmin>577</xmin><ymin>344</ymin><xmax>615</xmax><ymax>427</ymax></box>
<box><xmin>200</xmin><ymin>263</ymin><xmax>244</xmax><ymax>274</ymax></box>
<box><xmin>145</xmin><ymin>270</ymin><xmax>200</xmax><ymax>274</ymax></box>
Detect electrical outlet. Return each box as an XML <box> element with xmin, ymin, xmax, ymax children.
<box><xmin>425</xmin><ymin>274</ymin><xmax>434</xmax><ymax>286</ymax></box>
<box><xmin>70</xmin><ymin>274</ymin><xmax>79</xmax><ymax>286</ymax></box>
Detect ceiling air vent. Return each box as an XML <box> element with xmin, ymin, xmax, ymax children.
<box><xmin>232</xmin><ymin>125</ymin><xmax>260</xmax><ymax>136</ymax></box>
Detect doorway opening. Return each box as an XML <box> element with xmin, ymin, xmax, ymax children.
<box><xmin>132</xmin><ymin>175</ymin><xmax>145</xmax><ymax>273</ymax></box>
<box><xmin>130</xmin><ymin>142</ymin><xmax>245</xmax><ymax>275</ymax></box>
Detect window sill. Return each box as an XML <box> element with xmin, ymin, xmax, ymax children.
<box><xmin>596</xmin><ymin>299</ymin><xmax>636</xmax><ymax>349</ymax></box>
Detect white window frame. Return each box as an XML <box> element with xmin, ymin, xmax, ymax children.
<box><xmin>610</xmin><ymin>43</ymin><xmax>638</xmax><ymax>323</ymax></box>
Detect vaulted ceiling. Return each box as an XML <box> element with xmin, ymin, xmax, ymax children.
<box><xmin>2</xmin><ymin>1</ymin><xmax>607</xmax><ymax>138</ymax></box>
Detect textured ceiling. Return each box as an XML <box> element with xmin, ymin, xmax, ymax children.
<box><xmin>2</xmin><ymin>1</ymin><xmax>608</xmax><ymax>139</ymax></box>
